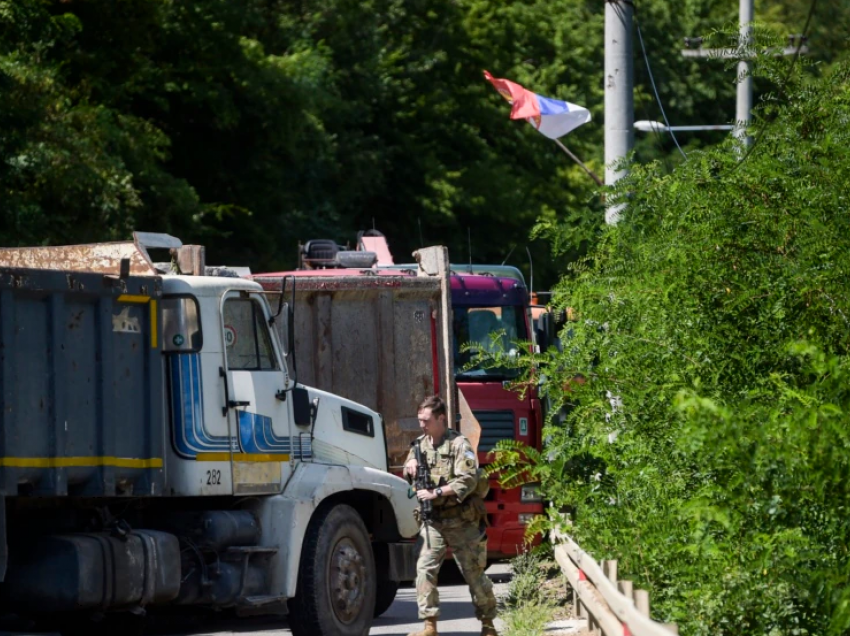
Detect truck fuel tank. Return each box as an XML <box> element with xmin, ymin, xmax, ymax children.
<box><xmin>2</xmin><ymin>530</ymin><xmax>180</xmax><ymax>612</ymax></box>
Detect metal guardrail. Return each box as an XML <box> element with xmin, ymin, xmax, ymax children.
<box><xmin>551</xmin><ymin>529</ymin><xmax>678</xmax><ymax>636</ymax></box>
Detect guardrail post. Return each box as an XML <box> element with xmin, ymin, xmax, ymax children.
<box><xmin>664</xmin><ymin>624</ymin><xmax>679</xmax><ymax>634</ymax></box>
<box><xmin>635</xmin><ymin>589</ymin><xmax>650</xmax><ymax>617</ymax></box>
<box><xmin>618</xmin><ymin>579</ymin><xmax>634</xmax><ymax>600</ymax></box>
<box><xmin>604</xmin><ymin>560</ymin><xmax>618</xmax><ymax>584</ymax></box>
<box><xmin>589</xmin><ymin>560</ymin><xmax>617</xmax><ymax>635</ymax></box>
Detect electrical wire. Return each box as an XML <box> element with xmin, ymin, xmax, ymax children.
<box><xmin>634</xmin><ymin>15</ymin><xmax>687</xmax><ymax>159</ymax></box>
<box><xmin>634</xmin><ymin>42</ymin><xmax>678</xmax><ymax>174</ymax></box>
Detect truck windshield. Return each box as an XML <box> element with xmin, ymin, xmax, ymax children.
<box><xmin>453</xmin><ymin>306</ymin><xmax>527</xmax><ymax>380</ymax></box>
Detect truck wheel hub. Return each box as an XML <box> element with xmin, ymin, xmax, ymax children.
<box><xmin>331</xmin><ymin>538</ymin><xmax>366</xmax><ymax>622</ymax></box>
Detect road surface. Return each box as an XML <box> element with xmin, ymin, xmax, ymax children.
<box><xmin>2</xmin><ymin>564</ymin><xmax>588</xmax><ymax>636</ymax></box>
<box><xmin>145</xmin><ymin>564</ymin><xmax>513</xmax><ymax>636</ymax></box>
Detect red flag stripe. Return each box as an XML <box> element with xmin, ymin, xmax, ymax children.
<box><xmin>483</xmin><ymin>70</ymin><xmax>541</xmax><ymax>119</ymax></box>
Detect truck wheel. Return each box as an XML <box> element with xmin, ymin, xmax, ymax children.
<box><xmin>289</xmin><ymin>504</ymin><xmax>376</xmax><ymax>636</ymax></box>
<box><xmin>373</xmin><ymin>580</ymin><xmax>399</xmax><ymax>617</ymax></box>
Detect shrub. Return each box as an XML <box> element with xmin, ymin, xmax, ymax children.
<box><xmin>495</xmin><ymin>58</ymin><xmax>850</xmax><ymax>635</ymax></box>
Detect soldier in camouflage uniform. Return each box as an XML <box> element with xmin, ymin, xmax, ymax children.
<box><xmin>403</xmin><ymin>396</ymin><xmax>498</xmax><ymax>636</ymax></box>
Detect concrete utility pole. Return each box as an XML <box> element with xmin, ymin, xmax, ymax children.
<box><xmin>683</xmin><ymin>0</ymin><xmax>808</xmax><ymax>147</ymax></box>
<box><xmin>736</xmin><ymin>0</ymin><xmax>754</xmax><ymax>146</ymax></box>
<box><xmin>604</xmin><ymin>0</ymin><xmax>634</xmax><ymax>225</ymax></box>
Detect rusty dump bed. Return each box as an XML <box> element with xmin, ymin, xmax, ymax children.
<box><xmin>256</xmin><ymin>273</ymin><xmax>452</xmax><ymax>469</ymax></box>
<box><xmin>0</xmin><ymin>267</ymin><xmax>165</xmax><ymax>498</ymax></box>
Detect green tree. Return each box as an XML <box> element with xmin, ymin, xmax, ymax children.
<box><xmin>520</xmin><ymin>57</ymin><xmax>850</xmax><ymax>634</ymax></box>
<box><xmin>0</xmin><ymin>0</ymin><xmax>837</xmax><ymax>286</ymax></box>
<box><xmin>0</xmin><ymin>1</ymin><xmax>197</xmax><ymax>246</ymax></box>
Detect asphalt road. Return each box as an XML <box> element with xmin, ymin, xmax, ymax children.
<box><xmin>2</xmin><ymin>563</ymin><xmax>593</xmax><ymax>636</ymax></box>
<box><xmin>144</xmin><ymin>564</ymin><xmax>513</xmax><ymax>636</ymax></box>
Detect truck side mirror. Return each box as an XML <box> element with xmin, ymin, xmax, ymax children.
<box><xmin>552</xmin><ymin>308</ymin><xmax>568</xmax><ymax>329</ymax></box>
<box><xmin>293</xmin><ymin>387</ymin><xmax>311</xmax><ymax>426</ymax></box>
<box><xmin>538</xmin><ymin>312</ymin><xmax>557</xmax><ymax>354</ymax></box>
<box><xmin>276</xmin><ymin>303</ymin><xmax>289</xmax><ymax>355</ymax></box>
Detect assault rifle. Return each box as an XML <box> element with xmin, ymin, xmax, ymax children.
<box><xmin>413</xmin><ymin>440</ymin><xmax>433</xmax><ymax>548</ymax></box>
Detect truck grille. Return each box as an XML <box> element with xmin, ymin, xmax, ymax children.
<box><xmin>472</xmin><ymin>410</ymin><xmax>515</xmax><ymax>452</ymax></box>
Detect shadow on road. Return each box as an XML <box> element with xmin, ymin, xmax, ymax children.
<box><xmin>370</xmin><ymin>567</ymin><xmax>512</xmax><ymax>636</ymax></box>
<box><xmin>145</xmin><ymin>611</ymin><xmax>286</xmax><ymax>635</ymax></box>
<box><xmin>8</xmin><ymin>566</ymin><xmax>515</xmax><ymax>636</ymax></box>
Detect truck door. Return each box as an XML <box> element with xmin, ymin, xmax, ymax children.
<box><xmin>221</xmin><ymin>292</ymin><xmax>293</xmax><ymax>495</ymax></box>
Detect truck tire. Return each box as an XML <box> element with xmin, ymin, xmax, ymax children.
<box><xmin>371</xmin><ymin>542</ymin><xmax>400</xmax><ymax>617</ymax></box>
<box><xmin>289</xmin><ymin>504</ymin><xmax>376</xmax><ymax>636</ymax></box>
<box><xmin>373</xmin><ymin>579</ymin><xmax>399</xmax><ymax>617</ymax></box>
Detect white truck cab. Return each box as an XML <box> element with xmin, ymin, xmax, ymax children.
<box><xmin>160</xmin><ymin>275</ymin><xmax>396</xmax><ymax>496</ymax></box>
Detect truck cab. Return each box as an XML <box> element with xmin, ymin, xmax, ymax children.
<box><xmin>161</xmin><ymin>275</ymin><xmax>390</xmax><ymax>496</ymax></box>
<box><xmin>449</xmin><ymin>270</ymin><xmax>545</xmax><ymax>560</ymax></box>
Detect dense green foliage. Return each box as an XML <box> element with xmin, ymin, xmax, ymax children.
<box><xmin>6</xmin><ymin>0</ymin><xmax>839</xmax><ymax>283</ymax></box>
<box><xmin>499</xmin><ymin>56</ymin><xmax>850</xmax><ymax>634</ymax></box>
<box><xmin>4</xmin><ymin>1</ymin><xmax>850</xmax><ymax>633</ymax></box>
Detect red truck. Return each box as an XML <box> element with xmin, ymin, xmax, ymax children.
<box><xmin>447</xmin><ymin>266</ymin><xmax>546</xmax><ymax>560</ymax></box>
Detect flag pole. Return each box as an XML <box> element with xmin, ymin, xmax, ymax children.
<box><xmin>553</xmin><ymin>139</ymin><xmax>603</xmax><ymax>186</ymax></box>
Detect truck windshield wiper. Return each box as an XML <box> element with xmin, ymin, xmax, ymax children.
<box><xmin>455</xmin><ymin>369</ymin><xmax>511</xmax><ymax>381</ymax></box>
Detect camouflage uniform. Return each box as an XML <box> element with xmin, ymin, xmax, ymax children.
<box><xmin>406</xmin><ymin>429</ymin><xmax>496</xmax><ymax>621</ymax></box>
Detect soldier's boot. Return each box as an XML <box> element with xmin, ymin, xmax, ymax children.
<box><xmin>407</xmin><ymin>617</ymin><xmax>438</xmax><ymax>636</ymax></box>
<box><xmin>480</xmin><ymin>618</ymin><xmax>499</xmax><ymax>636</ymax></box>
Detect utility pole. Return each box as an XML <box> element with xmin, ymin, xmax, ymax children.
<box><xmin>736</xmin><ymin>0</ymin><xmax>754</xmax><ymax>146</ymax></box>
<box><xmin>682</xmin><ymin>0</ymin><xmax>808</xmax><ymax>147</ymax></box>
<box><xmin>604</xmin><ymin>0</ymin><xmax>634</xmax><ymax>225</ymax></box>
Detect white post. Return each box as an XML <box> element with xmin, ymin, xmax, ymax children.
<box><xmin>736</xmin><ymin>0</ymin><xmax>754</xmax><ymax>146</ymax></box>
<box><xmin>604</xmin><ymin>0</ymin><xmax>635</xmax><ymax>225</ymax></box>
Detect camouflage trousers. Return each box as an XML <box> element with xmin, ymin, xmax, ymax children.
<box><xmin>415</xmin><ymin>517</ymin><xmax>496</xmax><ymax>620</ymax></box>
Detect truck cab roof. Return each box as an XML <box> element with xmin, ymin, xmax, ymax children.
<box><xmin>255</xmin><ymin>268</ymin><xmax>416</xmax><ymax>278</ymax></box>
<box><xmin>162</xmin><ymin>273</ymin><xmax>263</xmax><ymax>296</ymax></box>
<box><xmin>450</xmin><ymin>273</ymin><xmax>528</xmax><ymax>307</ymax></box>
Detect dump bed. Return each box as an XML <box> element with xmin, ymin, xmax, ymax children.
<box><xmin>0</xmin><ymin>267</ymin><xmax>164</xmax><ymax>498</ymax></box>
<box><xmin>255</xmin><ymin>248</ymin><xmax>459</xmax><ymax>469</ymax></box>
<box><xmin>257</xmin><ymin>274</ymin><xmax>446</xmax><ymax>469</ymax></box>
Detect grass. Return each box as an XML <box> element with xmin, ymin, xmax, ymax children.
<box><xmin>499</xmin><ymin>545</ymin><xmax>572</xmax><ymax>636</ymax></box>
<box><xmin>501</xmin><ymin>600</ymin><xmax>557</xmax><ymax>636</ymax></box>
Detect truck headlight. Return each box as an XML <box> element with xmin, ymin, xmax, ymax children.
<box><xmin>520</xmin><ymin>483</ymin><xmax>542</xmax><ymax>503</ymax></box>
<box><xmin>518</xmin><ymin>513</ymin><xmax>540</xmax><ymax>525</ymax></box>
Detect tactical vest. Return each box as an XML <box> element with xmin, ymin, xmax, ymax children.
<box><xmin>417</xmin><ymin>431</ymin><xmax>489</xmax><ymax>523</ymax></box>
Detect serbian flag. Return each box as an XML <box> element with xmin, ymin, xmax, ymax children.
<box><xmin>484</xmin><ymin>70</ymin><xmax>591</xmax><ymax>140</ymax></box>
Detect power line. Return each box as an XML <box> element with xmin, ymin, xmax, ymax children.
<box><xmin>634</xmin><ymin>13</ymin><xmax>687</xmax><ymax>159</ymax></box>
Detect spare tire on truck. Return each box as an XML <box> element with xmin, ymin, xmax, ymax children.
<box><xmin>289</xmin><ymin>504</ymin><xmax>376</xmax><ymax>636</ymax></box>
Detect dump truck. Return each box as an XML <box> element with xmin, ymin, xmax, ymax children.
<box><xmin>253</xmin><ymin>243</ymin><xmax>474</xmax><ymax>612</ymax></box>
<box><xmin>257</xmin><ymin>233</ymin><xmax>546</xmax><ymax>562</ymax></box>
<box><xmin>0</xmin><ymin>233</ymin><xmax>419</xmax><ymax>636</ymax></box>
